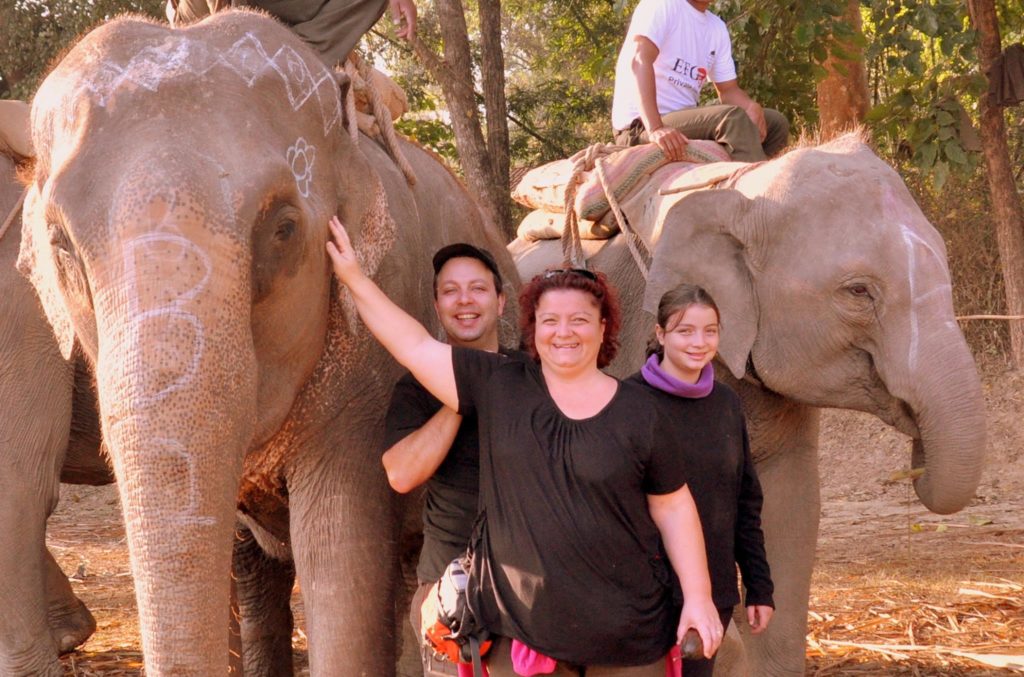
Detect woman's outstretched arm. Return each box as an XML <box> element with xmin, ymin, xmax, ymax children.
<box><xmin>326</xmin><ymin>216</ymin><xmax>458</xmax><ymax>409</ymax></box>
<box><xmin>648</xmin><ymin>485</ymin><xmax>723</xmax><ymax>659</ymax></box>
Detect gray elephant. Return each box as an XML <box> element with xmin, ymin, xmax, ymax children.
<box><xmin>1</xmin><ymin>137</ymin><xmax>121</xmax><ymax>662</ymax></box>
<box><xmin>11</xmin><ymin>10</ymin><xmax>516</xmax><ymax>677</ymax></box>
<box><xmin>510</xmin><ymin>134</ymin><xmax>986</xmax><ymax>675</ymax></box>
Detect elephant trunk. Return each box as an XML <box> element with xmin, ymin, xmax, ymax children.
<box><xmin>902</xmin><ymin>334</ymin><xmax>986</xmax><ymax>515</ymax></box>
<box><xmin>92</xmin><ymin>231</ymin><xmax>257</xmax><ymax>675</ymax></box>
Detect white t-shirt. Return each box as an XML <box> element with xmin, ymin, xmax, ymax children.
<box><xmin>611</xmin><ymin>0</ymin><xmax>737</xmax><ymax>130</ymax></box>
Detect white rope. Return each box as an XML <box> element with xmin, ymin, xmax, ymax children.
<box><xmin>560</xmin><ymin>143</ymin><xmax>651</xmax><ymax>275</ymax></box>
<box><xmin>0</xmin><ymin>186</ymin><xmax>26</xmax><ymax>243</ymax></box>
<box><xmin>342</xmin><ymin>54</ymin><xmax>416</xmax><ymax>186</ymax></box>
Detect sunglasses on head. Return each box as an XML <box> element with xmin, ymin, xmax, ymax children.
<box><xmin>541</xmin><ymin>268</ymin><xmax>598</xmax><ymax>281</ymax></box>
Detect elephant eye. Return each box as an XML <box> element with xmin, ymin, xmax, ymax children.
<box><xmin>849</xmin><ymin>284</ymin><xmax>871</xmax><ymax>298</ymax></box>
<box><xmin>274</xmin><ymin>219</ymin><xmax>296</xmax><ymax>242</ymax></box>
<box><xmin>47</xmin><ymin>221</ymin><xmax>72</xmax><ymax>253</ymax></box>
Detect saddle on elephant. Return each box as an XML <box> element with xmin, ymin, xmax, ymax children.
<box><xmin>510</xmin><ymin>140</ymin><xmax>739</xmax><ymax>244</ymax></box>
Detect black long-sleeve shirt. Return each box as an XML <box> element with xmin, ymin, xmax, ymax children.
<box><xmin>627</xmin><ymin>374</ymin><xmax>774</xmax><ymax>610</ymax></box>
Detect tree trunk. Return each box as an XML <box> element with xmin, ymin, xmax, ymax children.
<box><xmin>967</xmin><ymin>0</ymin><xmax>1024</xmax><ymax>368</ymax></box>
<box><xmin>412</xmin><ymin>0</ymin><xmax>511</xmax><ymax>238</ymax></box>
<box><xmin>479</xmin><ymin>0</ymin><xmax>512</xmax><ymax>233</ymax></box>
<box><xmin>816</xmin><ymin>0</ymin><xmax>869</xmax><ymax>138</ymax></box>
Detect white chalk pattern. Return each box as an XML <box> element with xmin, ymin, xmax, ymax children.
<box><xmin>899</xmin><ymin>223</ymin><xmax>953</xmax><ymax>371</ymax></box>
<box><xmin>288</xmin><ymin>137</ymin><xmax>316</xmax><ymax>197</ymax></box>
<box><xmin>51</xmin><ymin>31</ymin><xmax>342</xmax><ymax>136</ymax></box>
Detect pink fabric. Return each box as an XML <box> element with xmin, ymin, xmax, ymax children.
<box><xmin>510</xmin><ymin>640</ymin><xmax>558</xmax><ymax>676</ymax></box>
<box><xmin>665</xmin><ymin>644</ymin><xmax>681</xmax><ymax>677</ymax></box>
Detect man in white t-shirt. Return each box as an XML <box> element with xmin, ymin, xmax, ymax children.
<box><xmin>611</xmin><ymin>0</ymin><xmax>788</xmax><ymax>162</ymax></box>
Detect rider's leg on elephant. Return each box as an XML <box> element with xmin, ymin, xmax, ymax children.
<box><xmin>618</xmin><ymin>104</ymin><xmax>789</xmax><ymax>162</ymax></box>
<box><xmin>761</xmin><ymin>108</ymin><xmax>790</xmax><ymax>158</ymax></box>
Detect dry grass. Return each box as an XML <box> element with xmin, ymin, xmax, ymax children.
<box><xmin>807</xmin><ymin>544</ymin><xmax>1024</xmax><ymax>675</ymax></box>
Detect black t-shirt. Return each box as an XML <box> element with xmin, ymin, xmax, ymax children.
<box><xmin>453</xmin><ymin>347</ymin><xmax>688</xmax><ymax>666</ymax></box>
<box><xmin>384</xmin><ymin>348</ymin><xmax>522</xmax><ymax>583</ymax></box>
<box><xmin>626</xmin><ymin>373</ymin><xmax>774</xmax><ymax>611</ymax></box>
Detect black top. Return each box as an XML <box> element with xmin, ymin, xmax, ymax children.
<box><xmin>626</xmin><ymin>373</ymin><xmax>774</xmax><ymax>611</ymax></box>
<box><xmin>453</xmin><ymin>347</ymin><xmax>688</xmax><ymax>666</ymax></box>
<box><xmin>384</xmin><ymin>348</ymin><xmax>519</xmax><ymax>583</ymax></box>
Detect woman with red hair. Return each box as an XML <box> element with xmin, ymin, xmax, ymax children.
<box><xmin>327</xmin><ymin>217</ymin><xmax>721</xmax><ymax>675</ymax></box>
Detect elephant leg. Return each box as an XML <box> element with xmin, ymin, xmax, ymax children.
<box><xmin>288</xmin><ymin>439</ymin><xmax>399</xmax><ymax>677</ymax></box>
<box><xmin>395</xmin><ymin>490</ymin><xmax>425</xmax><ymax>677</ymax></box>
<box><xmin>0</xmin><ymin>285</ymin><xmax>73</xmax><ymax>675</ymax></box>
<box><xmin>43</xmin><ymin>546</ymin><xmax>97</xmax><ymax>654</ymax></box>
<box><xmin>737</xmin><ymin>402</ymin><xmax>821</xmax><ymax>676</ymax></box>
<box><xmin>0</xmin><ymin>470</ymin><xmax>68</xmax><ymax>675</ymax></box>
<box><xmin>233</xmin><ymin>522</ymin><xmax>296</xmax><ymax>677</ymax></box>
<box><xmin>0</xmin><ymin>484</ymin><xmax>63</xmax><ymax>677</ymax></box>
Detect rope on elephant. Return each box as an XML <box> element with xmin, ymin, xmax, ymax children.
<box><xmin>0</xmin><ymin>186</ymin><xmax>25</xmax><ymax>243</ymax></box>
<box><xmin>343</xmin><ymin>54</ymin><xmax>417</xmax><ymax>186</ymax></box>
<box><xmin>561</xmin><ymin>143</ymin><xmax>652</xmax><ymax>276</ymax></box>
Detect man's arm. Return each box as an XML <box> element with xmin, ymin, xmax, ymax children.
<box><xmin>382</xmin><ymin>406</ymin><xmax>461</xmax><ymax>494</ymax></box>
<box><xmin>629</xmin><ymin>35</ymin><xmax>688</xmax><ymax>161</ymax></box>
<box><xmin>714</xmin><ymin>80</ymin><xmax>767</xmax><ymax>141</ymax></box>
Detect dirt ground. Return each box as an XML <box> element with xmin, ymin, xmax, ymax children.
<box><xmin>51</xmin><ymin>370</ymin><xmax>1024</xmax><ymax>676</ymax></box>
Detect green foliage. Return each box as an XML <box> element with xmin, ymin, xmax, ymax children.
<box><xmin>710</xmin><ymin>0</ymin><xmax>852</xmax><ymax>129</ymax></box>
<box><xmin>0</xmin><ymin>0</ymin><xmax>164</xmax><ymax>100</ymax></box>
<box><xmin>861</xmin><ymin>0</ymin><xmax>1023</xmax><ymax>189</ymax></box>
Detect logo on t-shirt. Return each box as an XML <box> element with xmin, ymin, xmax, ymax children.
<box><xmin>668</xmin><ymin>57</ymin><xmax>708</xmax><ymax>94</ymax></box>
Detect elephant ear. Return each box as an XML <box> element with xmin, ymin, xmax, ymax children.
<box><xmin>643</xmin><ymin>188</ymin><xmax>760</xmax><ymax>380</ymax></box>
<box><xmin>329</xmin><ymin>134</ymin><xmax>400</xmax><ymax>281</ymax></box>
<box><xmin>16</xmin><ymin>187</ymin><xmax>77</xmax><ymax>359</ymax></box>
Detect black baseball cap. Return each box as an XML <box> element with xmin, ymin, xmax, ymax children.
<box><xmin>432</xmin><ymin>243</ymin><xmax>504</xmax><ymax>295</ymax></box>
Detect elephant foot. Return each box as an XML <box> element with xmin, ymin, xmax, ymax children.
<box><xmin>48</xmin><ymin>598</ymin><xmax>97</xmax><ymax>655</ymax></box>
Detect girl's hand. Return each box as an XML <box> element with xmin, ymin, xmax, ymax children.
<box><xmin>326</xmin><ymin>215</ymin><xmax>364</xmax><ymax>286</ymax></box>
<box><xmin>678</xmin><ymin>598</ymin><xmax>723</xmax><ymax>659</ymax></box>
<box><xmin>747</xmin><ymin>605</ymin><xmax>773</xmax><ymax>634</ymax></box>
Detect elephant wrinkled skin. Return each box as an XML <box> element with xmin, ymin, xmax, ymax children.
<box><xmin>511</xmin><ymin>135</ymin><xmax>987</xmax><ymax>675</ymax></box>
<box><xmin>12</xmin><ymin>11</ymin><xmax>516</xmax><ymax>676</ymax></box>
<box><xmin>0</xmin><ymin>146</ymin><xmax>116</xmax><ymax>675</ymax></box>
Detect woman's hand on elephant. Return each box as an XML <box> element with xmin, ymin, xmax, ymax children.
<box><xmin>326</xmin><ymin>216</ymin><xmax>365</xmax><ymax>287</ymax></box>
<box><xmin>747</xmin><ymin>604</ymin><xmax>773</xmax><ymax>634</ymax></box>
<box><xmin>677</xmin><ymin>598</ymin><xmax>723</xmax><ymax>659</ymax></box>
<box><xmin>389</xmin><ymin>0</ymin><xmax>417</xmax><ymax>41</ymax></box>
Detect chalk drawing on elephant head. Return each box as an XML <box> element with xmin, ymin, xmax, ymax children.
<box><xmin>898</xmin><ymin>224</ymin><xmax>954</xmax><ymax>371</ymax></box>
<box><xmin>288</xmin><ymin>138</ymin><xmax>316</xmax><ymax>198</ymax></box>
<box><xmin>881</xmin><ymin>183</ymin><xmax>954</xmax><ymax>371</ymax></box>
<box><xmin>51</xmin><ymin>31</ymin><xmax>342</xmax><ymax>136</ymax></box>
<box><xmin>117</xmin><ymin>437</ymin><xmax>217</xmax><ymax>527</ymax></box>
<box><xmin>119</xmin><ymin>231</ymin><xmax>212</xmax><ymax>408</ymax></box>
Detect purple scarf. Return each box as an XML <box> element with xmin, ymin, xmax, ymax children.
<box><xmin>640</xmin><ymin>353</ymin><xmax>714</xmax><ymax>399</ymax></box>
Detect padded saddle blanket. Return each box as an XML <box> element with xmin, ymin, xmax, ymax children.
<box><xmin>513</xmin><ymin>140</ymin><xmax>748</xmax><ymax>242</ymax></box>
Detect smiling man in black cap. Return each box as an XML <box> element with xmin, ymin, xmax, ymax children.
<box><xmin>382</xmin><ymin>243</ymin><xmax>509</xmax><ymax>676</ymax></box>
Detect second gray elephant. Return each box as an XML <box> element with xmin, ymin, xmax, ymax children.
<box><xmin>511</xmin><ymin>134</ymin><xmax>986</xmax><ymax>675</ymax></box>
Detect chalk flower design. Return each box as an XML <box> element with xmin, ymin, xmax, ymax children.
<box><xmin>287</xmin><ymin>137</ymin><xmax>316</xmax><ymax>197</ymax></box>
